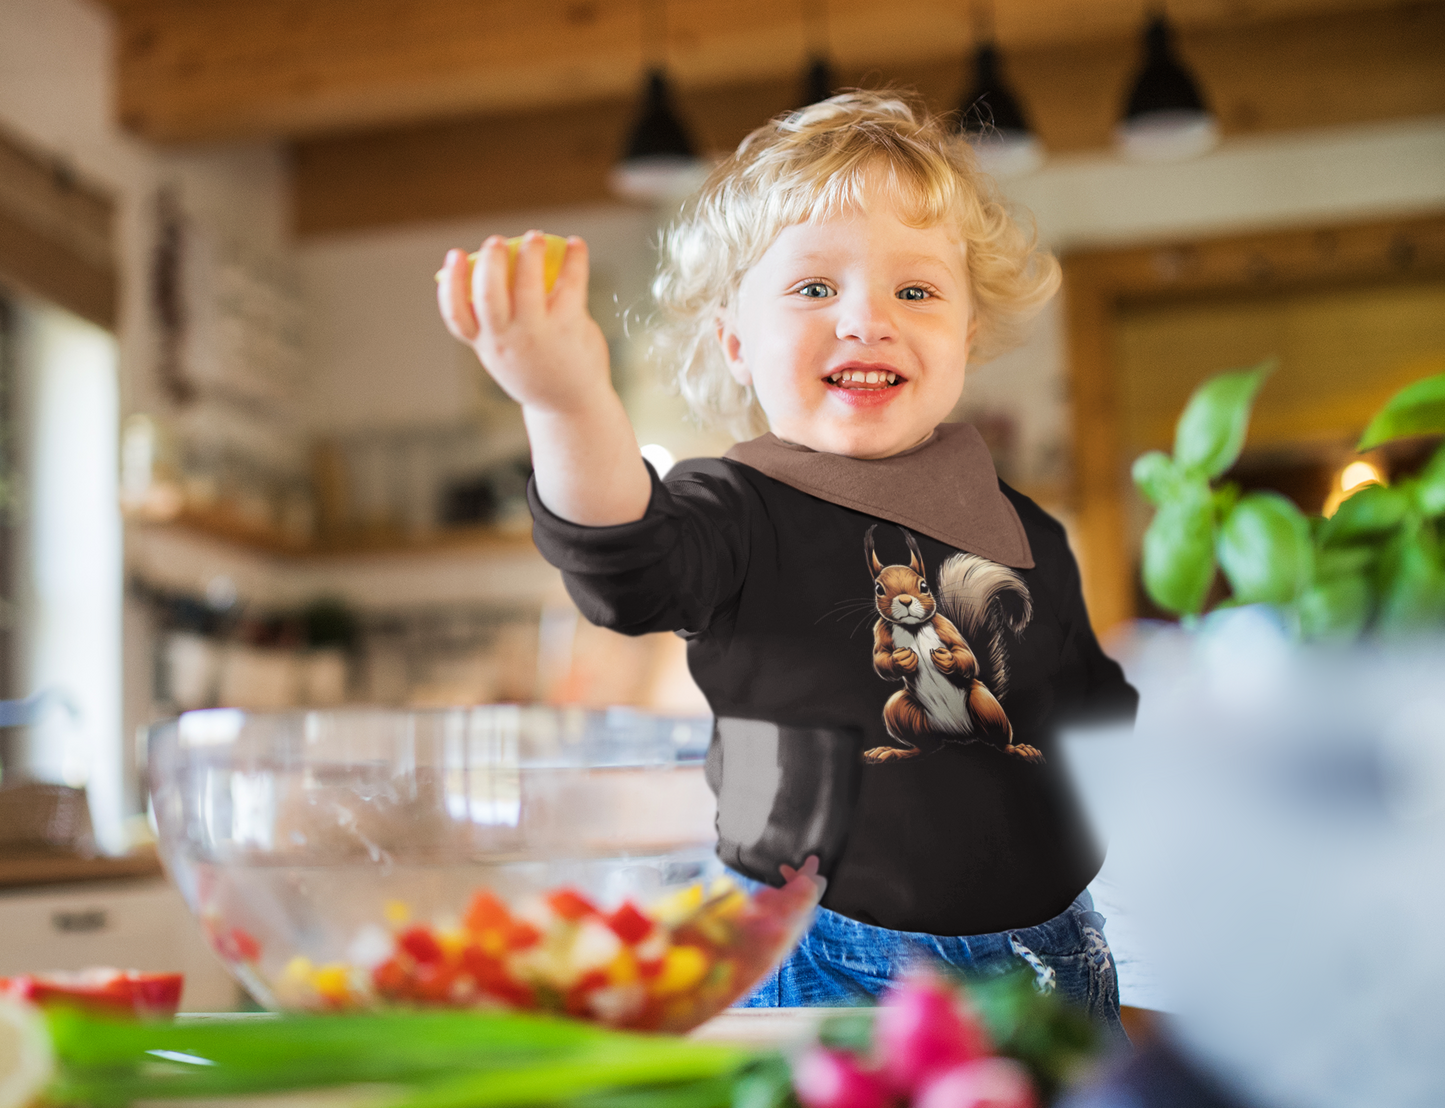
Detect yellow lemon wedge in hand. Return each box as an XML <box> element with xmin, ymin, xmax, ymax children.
<box><xmin>437</xmin><ymin>233</ymin><xmax>568</xmax><ymax>293</ymax></box>
<box><xmin>0</xmin><ymin>996</ymin><xmax>54</xmax><ymax>1108</ymax></box>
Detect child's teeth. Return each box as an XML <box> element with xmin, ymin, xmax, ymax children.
<box><xmin>827</xmin><ymin>369</ymin><xmax>900</xmax><ymax>386</ymax></box>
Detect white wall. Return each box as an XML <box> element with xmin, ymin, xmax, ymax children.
<box><xmin>298</xmin><ymin>203</ymin><xmax>714</xmax><ymax>446</ymax></box>
<box><xmin>1008</xmin><ymin>117</ymin><xmax>1445</xmax><ymax>252</ymax></box>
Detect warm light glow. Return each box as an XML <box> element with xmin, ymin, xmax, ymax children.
<box><xmin>1340</xmin><ymin>461</ymin><xmax>1383</xmax><ymax>492</ymax></box>
<box><xmin>1323</xmin><ymin>460</ymin><xmax>1386</xmax><ymax>517</ymax></box>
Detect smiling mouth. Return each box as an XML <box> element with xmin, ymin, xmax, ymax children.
<box><xmin>826</xmin><ymin>368</ymin><xmax>901</xmax><ymax>389</ymax></box>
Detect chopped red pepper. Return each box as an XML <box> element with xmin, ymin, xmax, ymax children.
<box><xmin>372</xmin><ymin>957</ymin><xmax>410</xmax><ymax>995</ymax></box>
<box><xmin>1</xmin><ymin>969</ymin><xmax>183</xmax><ymax>1018</ymax></box>
<box><xmin>412</xmin><ymin>961</ymin><xmax>459</xmax><ymax>1003</ymax></box>
<box><xmin>463</xmin><ymin>891</ymin><xmax>512</xmax><ymax>933</ymax></box>
<box><xmin>605</xmin><ymin>901</ymin><xmax>654</xmax><ymax>944</ymax></box>
<box><xmin>398</xmin><ymin>926</ymin><xmax>445</xmax><ymax>965</ymax></box>
<box><xmin>227</xmin><ymin>927</ymin><xmax>262</xmax><ymax>962</ymax></box>
<box><xmin>546</xmin><ymin>888</ymin><xmax>599</xmax><ymax>922</ymax></box>
<box><xmin>504</xmin><ymin>921</ymin><xmax>541</xmax><ymax>950</ymax></box>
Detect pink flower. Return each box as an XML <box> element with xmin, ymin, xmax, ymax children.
<box><xmin>793</xmin><ymin>1047</ymin><xmax>889</xmax><ymax>1108</ymax></box>
<box><xmin>875</xmin><ymin>973</ymin><xmax>990</xmax><ymax>1093</ymax></box>
<box><xmin>914</xmin><ymin>1058</ymin><xmax>1037</xmax><ymax>1108</ymax></box>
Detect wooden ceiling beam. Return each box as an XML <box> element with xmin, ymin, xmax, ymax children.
<box><xmin>98</xmin><ymin>0</ymin><xmax>1424</xmax><ymax>145</ymax></box>
<box><xmin>293</xmin><ymin>3</ymin><xmax>1445</xmax><ymax>236</ymax></box>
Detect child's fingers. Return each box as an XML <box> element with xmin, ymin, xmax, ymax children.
<box><xmin>511</xmin><ymin>230</ymin><xmax>546</xmax><ymax>317</ymax></box>
<box><xmin>473</xmin><ymin>235</ymin><xmax>513</xmax><ymax>333</ymax></box>
<box><xmin>437</xmin><ymin>249</ymin><xmax>479</xmax><ymax>343</ymax></box>
<box><xmin>550</xmin><ymin>235</ymin><xmax>590</xmax><ymax>313</ymax></box>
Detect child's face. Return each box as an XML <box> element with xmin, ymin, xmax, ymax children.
<box><xmin>716</xmin><ymin>189</ymin><xmax>975</xmax><ymax>458</ymax></box>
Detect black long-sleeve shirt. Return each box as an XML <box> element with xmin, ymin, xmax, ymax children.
<box><xmin>529</xmin><ymin>428</ymin><xmax>1136</xmax><ymax>936</ymax></box>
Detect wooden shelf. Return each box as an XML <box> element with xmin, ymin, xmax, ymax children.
<box><xmin>0</xmin><ymin>847</ymin><xmax>163</xmax><ymax>890</ymax></box>
<box><xmin>129</xmin><ymin>507</ymin><xmax>539</xmax><ymax>561</ymax></box>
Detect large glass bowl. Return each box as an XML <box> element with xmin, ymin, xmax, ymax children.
<box><xmin>148</xmin><ymin>706</ymin><xmax>820</xmax><ymax>1032</ymax></box>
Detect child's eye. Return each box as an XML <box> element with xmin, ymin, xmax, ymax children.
<box><xmin>797</xmin><ymin>282</ymin><xmax>835</xmax><ymax>299</ymax></box>
<box><xmin>897</xmin><ymin>286</ymin><xmax>930</xmax><ymax>301</ymax></box>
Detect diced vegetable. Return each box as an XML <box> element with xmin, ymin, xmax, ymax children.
<box><xmin>0</xmin><ymin>971</ymin><xmax>183</xmax><ymax>1019</ymax></box>
<box><xmin>225</xmin><ymin>870</ymin><xmax>819</xmax><ymax>1033</ymax></box>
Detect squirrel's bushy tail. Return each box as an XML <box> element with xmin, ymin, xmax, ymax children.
<box><xmin>935</xmin><ymin>554</ymin><xmax>1032</xmax><ymax>699</ymax></box>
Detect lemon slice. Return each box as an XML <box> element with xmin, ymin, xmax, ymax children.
<box><xmin>0</xmin><ymin>997</ymin><xmax>53</xmax><ymax>1108</ymax></box>
<box><xmin>436</xmin><ymin>233</ymin><xmax>568</xmax><ymax>292</ymax></box>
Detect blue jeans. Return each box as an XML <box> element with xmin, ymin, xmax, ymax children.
<box><xmin>738</xmin><ymin>885</ymin><xmax>1127</xmax><ymax>1047</ymax></box>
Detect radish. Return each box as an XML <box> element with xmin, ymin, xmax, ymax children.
<box><xmin>792</xmin><ymin>1046</ymin><xmax>889</xmax><ymax>1108</ymax></box>
<box><xmin>875</xmin><ymin>973</ymin><xmax>989</xmax><ymax>1093</ymax></box>
<box><xmin>913</xmin><ymin>1058</ymin><xmax>1037</xmax><ymax>1108</ymax></box>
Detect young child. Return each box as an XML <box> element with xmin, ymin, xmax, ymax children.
<box><xmin>437</xmin><ymin>92</ymin><xmax>1137</xmax><ymax>1034</ymax></box>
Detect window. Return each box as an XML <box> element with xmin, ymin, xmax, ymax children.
<box><xmin>2</xmin><ymin>294</ymin><xmax>123</xmax><ymax>851</ymax></box>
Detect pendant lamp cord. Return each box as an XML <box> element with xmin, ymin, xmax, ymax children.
<box><xmin>641</xmin><ymin>0</ymin><xmax>667</xmax><ymax>70</ymax></box>
<box><xmin>968</xmin><ymin>0</ymin><xmax>995</xmax><ymax>47</ymax></box>
<box><xmin>804</xmin><ymin>0</ymin><xmax>830</xmax><ymax>60</ymax></box>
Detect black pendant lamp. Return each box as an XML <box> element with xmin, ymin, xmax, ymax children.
<box><xmin>609</xmin><ymin>4</ymin><xmax>707</xmax><ymax>202</ymax></box>
<box><xmin>1115</xmin><ymin>13</ymin><xmax>1218</xmax><ymax>162</ymax></box>
<box><xmin>801</xmin><ymin>55</ymin><xmax>835</xmax><ymax>107</ymax></box>
<box><xmin>797</xmin><ymin>0</ymin><xmax>835</xmax><ymax>107</ymax></box>
<box><xmin>957</xmin><ymin>41</ymin><xmax>1043</xmax><ymax>178</ymax></box>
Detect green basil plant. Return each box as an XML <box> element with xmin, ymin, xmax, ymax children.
<box><xmin>1133</xmin><ymin>363</ymin><xmax>1445</xmax><ymax>638</ymax></box>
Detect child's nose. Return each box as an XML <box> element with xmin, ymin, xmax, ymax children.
<box><xmin>835</xmin><ymin>289</ymin><xmax>895</xmax><ymax>344</ymax></box>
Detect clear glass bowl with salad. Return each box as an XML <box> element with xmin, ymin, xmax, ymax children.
<box><xmin>148</xmin><ymin>707</ymin><xmax>820</xmax><ymax>1032</ymax></box>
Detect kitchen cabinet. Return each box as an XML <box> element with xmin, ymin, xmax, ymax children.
<box><xmin>0</xmin><ymin>877</ymin><xmax>243</xmax><ymax>1012</ymax></box>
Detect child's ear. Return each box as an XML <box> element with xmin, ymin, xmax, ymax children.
<box><xmin>715</xmin><ymin>312</ymin><xmax>752</xmax><ymax>388</ymax></box>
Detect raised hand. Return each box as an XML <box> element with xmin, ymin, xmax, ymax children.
<box><xmin>437</xmin><ymin>231</ymin><xmax>611</xmax><ymax>418</ymax></box>
<box><xmin>435</xmin><ymin>231</ymin><xmax>650</xmax><ymax>527</ymax></box>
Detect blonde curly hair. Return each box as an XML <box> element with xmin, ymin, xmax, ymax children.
<box><xmin>651</xmin><ymin>89</ymin><xmax>1060</xmax><ymax>439</ymax></box>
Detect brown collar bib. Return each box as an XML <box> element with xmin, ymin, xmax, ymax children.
<box><xmin>724</xmin><ymin>423</ymin><xmax>1034</xmax><ymax>569</ymax></box>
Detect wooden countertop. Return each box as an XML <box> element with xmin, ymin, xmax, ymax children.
<box><xmin>689</xmin><ymin>1007</ymin><xmax>829</xmax><ymax>1046</ymax></box>
<box><xmin>0</xmin><ymin>847</ymin><xmax>163</xmax><ymax>890</ymax></box>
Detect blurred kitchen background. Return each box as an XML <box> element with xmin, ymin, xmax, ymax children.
<box><xmin>0</xmin><ymin>0</ymin><xmax>1440</xmax><ymax>990</ymax></box>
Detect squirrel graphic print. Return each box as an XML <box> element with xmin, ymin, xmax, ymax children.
<box><xmin>863</xmin><ymin>525</ymin><xmax>1040</xmax><ymax>765</ymax></box>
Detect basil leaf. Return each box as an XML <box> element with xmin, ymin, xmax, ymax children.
<box><xmin>1296</xmin><ymin>576</ymin><xmax>1372</xmax><ymax>641</ymax></box>
<box><xmin>1315</xmin><ymin>545</ymin><xmax>1375</xmax><ymax>581</ymax></box>
<box><xmin>1216</xmin><ymin>491</ymin><xmax>1313</xmax><ymax>606</ymax></box>
<box><xmin>1414</xmin><ymin>443</ymin><xmax>1445</xmax><ymax>518</ymax></box>
<box><xmin>1376</xmin><ymin>534</ymin><xmax>1445</xmax><ymax>633</ymax></box>
<box><xmin>1357</xmin><ymin>372</ymin><xmax>1445</xmax><ymax>451</ymax></box>
<box><xmin>1131</xmin><ymin>450</ymin><xmax>1179</xmax><ymax>508</ymax></box>
<box><xmin>1173</xmin><ymin>362</ymin><xmax>1273</xmax><ymax>479</ymax></box>
<box><xmin>728</xmin><ymin>1057</ymin><xmax>797</xmax><ymax>1108</ymax></box>
<box><xmin>1141</xmin><ymin>482</ymin><xmax>1216</xmax><ymax>616</ymax></box>
<box><xmin>1319</xmin><ymin>483</ymin><xmax>1410</xmax><ymax>545</ymax></box>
